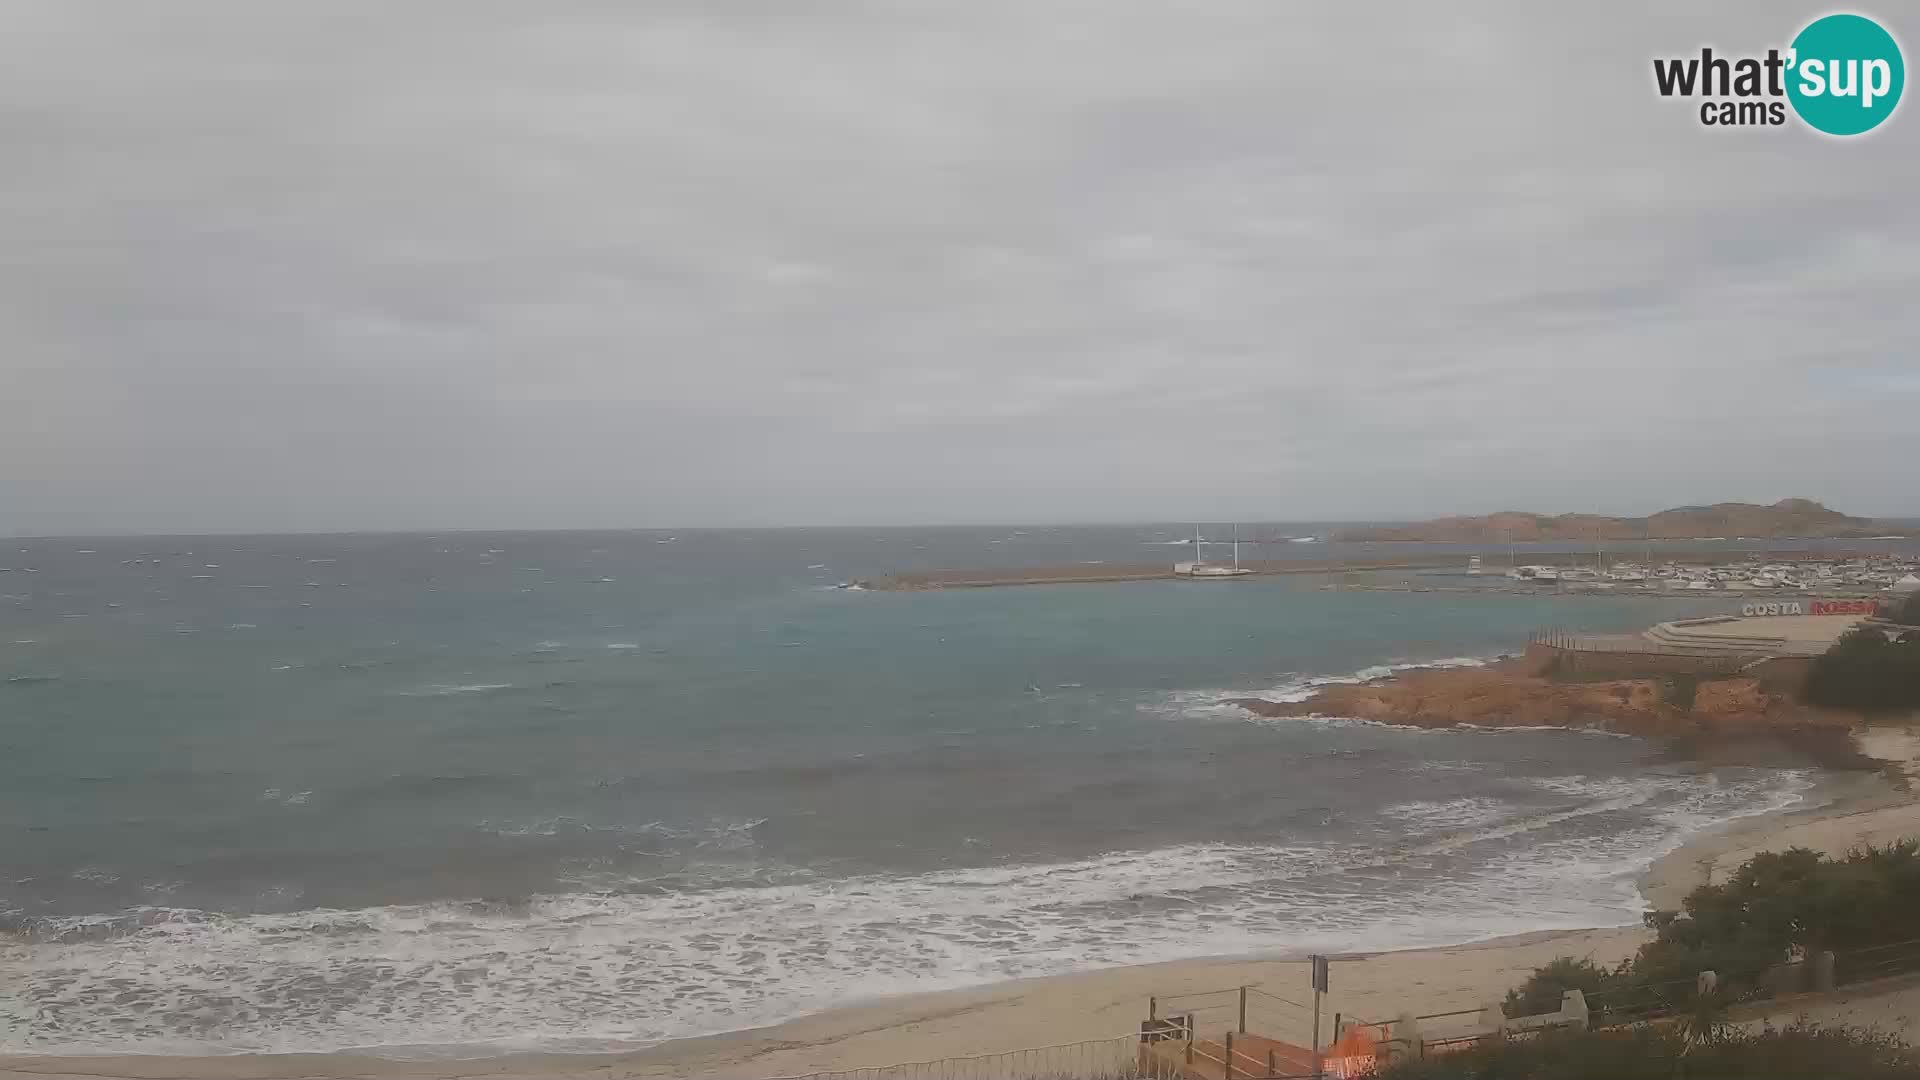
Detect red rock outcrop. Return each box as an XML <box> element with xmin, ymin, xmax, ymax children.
<box><xmin>1228</xmin><ymin>661</ymin><xmax>1870</xmax><ymax>766</ymax></box>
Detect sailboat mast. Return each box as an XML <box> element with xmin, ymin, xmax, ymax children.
<box><xmin>1233</xmin><ymin>524</ymin><xmax>1241</xmax><ymax>570</ymax></box>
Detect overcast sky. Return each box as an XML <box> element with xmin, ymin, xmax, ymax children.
<box><xmin>3</xmin><ymin>3</ymin><xmax>1916</xmax><ymax>534</ymax></box>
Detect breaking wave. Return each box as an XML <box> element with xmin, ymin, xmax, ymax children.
<box><xmin>8</xmin><ymin>769</ymin><xmax>1811</xmax><ymax>1057</ymax></box>
<box><xmin>1150</xmin><ymin>656</ymin><xmax>1491</xmax><ymax>722</ymax></box>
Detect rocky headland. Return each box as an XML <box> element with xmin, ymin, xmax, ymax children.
<box><xmin>1229</xmin><ymin>659</ymin><xmax>1878</xmax><ymax>769</ymax></box>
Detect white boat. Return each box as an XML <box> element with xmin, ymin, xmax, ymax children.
<box><xmin>1532</xmin><ymin>566</ymin><xmax>1560</xmax><ymax>582</ymax></box>
<box><xmin>1179</xmin><ymin>525</ymin><xmax>1253</xmax><ymax>578</ymax></box>
<box><xmin>1189</xmin><ymin>564</ymin><xmax>1253</xmax><ymax>577</ymax></box>
<box><xmin>1467</xmin><ymin>556</ymin><xmax>1483</xmax><ymax>575</ymax></box>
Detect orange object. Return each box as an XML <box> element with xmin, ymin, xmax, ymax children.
<box><xmin>1320</xmin><ymin>1027</ymin><xmax>1381</xmax><ymax>1079</ymax></box>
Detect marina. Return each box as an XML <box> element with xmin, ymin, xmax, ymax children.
<box><xmin>1491</xmin><ymin>554</ymin><xmax>1920</xmax><ymax>593</ymax></box>
<box><xmin>869</xmin><ymin>548</ymin><xmax>1920</xmax><ymax>593</ymax></box>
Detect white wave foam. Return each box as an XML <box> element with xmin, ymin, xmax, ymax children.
<box><xmin>482</xmin><ymin>817</ymin><xmax>585</xmax><ymax>838</ymax></box>
<box><xmin>605</xmin><ymin>643</ymin><xmax>639</xmax><ymax>650</ymax></box>
<box><xmin>1455</xmin><ymin>724</ymin><xmax>1634</xmax><ymax>738</ymax></box>
<box><xmin>1529</xmin><ymin>774</ymin><xmax>1665</xmax><ymax>801</ymax></box>
<box><xmin>480</xmin><ymin>816</ymin><xmax>768</xmax><ymax>848</ymax></box>
<box><xmin>1152</xmin><ymin>656</ymin><xmax>1492</xmax><ymax>721</ymax></box>
<box><xmin>1383</xmin><ymin>797</ymin><xmax>1514</xmax><ymax>832</ymax></box>
<box><xmin>8</xmin><ymin>769</ymin><xmax>1811</xmax><ymax>1058</ymax></box>
<box><xmin>1161</xmin><ymin>657</ymin><xmax>1655</xmax><ymax>741</ymax></box>
<box><xmin>426</xmin><ymin>683</ymin><xmax>514</xmax><ymax>696</ymax></box>
<box><xmin>1247</xmin><ymin>656</ymin><xmax>1488</xmax><ymax>705</ymax></box>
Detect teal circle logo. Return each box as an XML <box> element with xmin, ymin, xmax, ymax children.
<box><xmin>1786</xmin><ymin>13</ymin><xmax>1905</xmax><ymax>135</ymax></box>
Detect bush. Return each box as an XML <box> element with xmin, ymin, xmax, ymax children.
<box><xmin>1502</xmin><ymin>841</ymin><xmax>1920</xmax><ymax>1025</ymax></box>
<box><xmin>1892</xmin><ymin>590</ymin><xmax>1920</xmax><ymax>627</ymax></box>
<box><xmin>1802</xmin><ymin>627</ymin><xmax>1920</xmax><ymax>712</ymax></box>
<box><xmin>1502</xmin><ymin>956</ymin><xmax>1631</xmax><ymax>1018</ymax></box>
<box><xmin>1664</xmin><ymin>673</ymin><xmax>1699</xmax><ymax>713</ymax></box>
<box><xmin>1370</xmin><ymin>1022</ymin><xmax>1920</xmax><ymax>1080</ymax></box>
<box><xmin>1646</xmin><ymin>841</ymin><xmax>1920</xmax><ymax>971</ymax></box>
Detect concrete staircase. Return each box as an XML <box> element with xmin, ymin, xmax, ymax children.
<box><xmin>1640</xmin><ymin>618</ymin><xmax>1827</xmax><ymax>658</ymax></box>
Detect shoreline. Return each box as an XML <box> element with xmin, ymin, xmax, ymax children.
<box><xmin>1637</xmin><ymin>765</ymin><xmax>1903</xmax><ymax>909</ymax></box>
<box><xmin>8</xmin><ymin>731</ymin><xmax>1916</xmax><ymax>1080</ymax></box>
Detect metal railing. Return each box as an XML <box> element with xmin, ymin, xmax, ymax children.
<box><xmin>1409</xmin><ymin>1006</ymin><xmax>1482</xmax><ymax>1023</ymax></box>
<box><xmin>1833</xmin><ymin>936</ymin><xmax>1920</xmax><ymax>985</ymax></box>
<box><xmin>1149</xmin><ymin>985</ymin><xmax>1318</xmax><ymax>1047</ymax></box>
<box><xmin>1529</xmin><ymin>626</ymin><xmax>1763</xmax><ymax>669</ymax></box>
<box><xmin>1582</xmin><ymin>972</ymin><xmax>1714</xmax><ymax>1025</ymax></box>
<box><xmin>1151</xmin><ymin>1034</ymin><xmax>1318</xmax><ymax>1080</ymax></box>
<box><xmin>1142</xmin><ymin>984</ymin><xmax>1339</xmax><ymax>1079</ymax></box>
<box><xmin>752</xmin><ymin>935</ymin><xmax>1920</xmax><ymax>1080</ymax></box>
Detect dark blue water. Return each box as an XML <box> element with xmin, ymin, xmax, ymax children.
<box><xmin>4</xmin><ymin>526</ymin><xmax>1896</xmax><ymax>1055</ymax></box>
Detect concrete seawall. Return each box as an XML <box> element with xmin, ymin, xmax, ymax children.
<box><xmin>1521</xmin><ymin>643</ymin><xmax>1819</xmax><ymax>695</ymax></box>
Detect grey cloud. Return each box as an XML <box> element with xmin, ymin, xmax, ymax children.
<box><xmin>1</xmin><ymin>1</ymin><xmax>1917</xmax><ymax>534</ymax></box>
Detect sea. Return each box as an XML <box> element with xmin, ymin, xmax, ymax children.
<box><xmin>3</xmin><ymin>525</ymin><xmax>1910</xmax><ymax>1056</ymax></box>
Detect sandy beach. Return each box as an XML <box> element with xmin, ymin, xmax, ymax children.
<box><xmin>8</xmin><ymin>725</ymin><xmax>1918</xmax><ymax>1080</ymax></box>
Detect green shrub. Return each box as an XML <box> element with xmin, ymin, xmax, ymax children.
<box><xmin>1502</xmin><ymin>956</ymin><xmax>1631</xmax><ymax>1018</ymax></box>
<box><xmin>1502</xmin><ymin>841</ymin><xmax>1920</xmax><ymax>1026</ymax></box>
<box><xmin>1892</xmin><ymin>591</ymin><xmax>1920</xmax><ymax>627</ymax></box>
<box><xmin>1802</xmin><ymin>627</ymin><xmax>1920</xmax><ymax>712</ymax></box>
<box><xmin>1664</xmin><ymin>673</ymin><xmax>1699</xmax><ymax>713</ymax></box>
<box><xmin>1370</xmin><ymin>1022</ymin><xmax>1920</xmax><ymax>1080</ymax></box>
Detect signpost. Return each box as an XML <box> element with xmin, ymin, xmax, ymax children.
<box><xmin>1311</xmin><ymin>955</ymin><xmax>1329</xmax><ymax>1079</ymax></box>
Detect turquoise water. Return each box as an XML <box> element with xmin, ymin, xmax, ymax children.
<box><xmin>0</xmin><ymin>527</ymin><xmax>1862</xmax><ymax>1054</ymax></box>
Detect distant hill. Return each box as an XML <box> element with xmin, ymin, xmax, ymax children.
<box><xmin>1336</xmin><ymin>499</ymin><xmax>1909</xmax><ymax>543</ymax></box>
